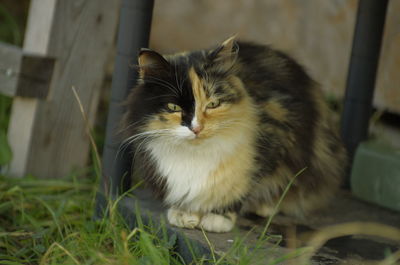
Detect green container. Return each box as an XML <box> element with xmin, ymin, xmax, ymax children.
<box><xmin>351</xmin><ymin>141</ymin><xmax>400</xmax><ymax>212</ymax></box>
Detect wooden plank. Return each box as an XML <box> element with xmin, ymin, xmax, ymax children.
<box><xmin>0</xmin><ymin>42</ymin><xmax>55</xmax><ymax>98</ymax></box>
<box><xmin>8</xmin><ymin>0</ymin><xmax>120</xmax><ymax>178</ymax></box>
<box><xmin>8</xmin><ymin>0</ymin><xmax>57</xmax><ymax>177</ymax></box>
<box><xmin>17</xmin><ymin>54</ymin><xmax>55</xmax><ymax>98</ymax></box>
<box><xmin>7</xmin><ymin>99</ymin><xmax>38</xmax><ymax>176</ymax></box>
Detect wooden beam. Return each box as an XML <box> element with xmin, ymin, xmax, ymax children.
<box><xmin>8</xmin><ymin>0</ymin><xmax>120</xmax><ymax>178</ymax></box>
<box><xmin>0</xmin><ymin>42</ymin><xmax>55</xmax><ymax>99</ymax></box>
<box><xmin>8</xmin><ymin>0</ymin><xmax>57</xmax><ymax>177</ymax></box>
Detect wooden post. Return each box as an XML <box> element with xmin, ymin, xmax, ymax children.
<box><xmin>0</xmin><ymin>42</ymin><xmax>55</xmax><ymax>98</ymax></box>
<box><xmin>8</xmin><ymin>0</ymin><xmax>120</xmax><ymax>178</ymax></box>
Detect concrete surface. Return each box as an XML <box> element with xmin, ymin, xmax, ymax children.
<box><xmin>100</xmin><ymin>189</ymin><xmax>400</xmax><ymax>264</ymax></box>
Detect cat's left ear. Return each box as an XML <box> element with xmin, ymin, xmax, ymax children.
<box><xmin>208</xmin><ymin>35</ymin><xmax>239</xmax><ymax>72</ymax></box>
<box><xmin>138</xmin><ymin>48</ymin><xmax>170</xmax><ymax>77</ymax></box>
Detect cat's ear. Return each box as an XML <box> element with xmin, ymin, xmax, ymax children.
<box><xmin>208</xmin><ymin>35</ymin><xmax>239</xmax><ymax>72</ymax></box>
<box><xmin>138</xmin><ymin>48</ymin><xmax>170</xmax><ymax>77</ymax></box>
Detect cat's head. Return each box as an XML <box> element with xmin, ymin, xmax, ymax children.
<box><xmin>123</xmin><ymin>37</ymin><xmax>255</xmax><ymax>147</ymax></box>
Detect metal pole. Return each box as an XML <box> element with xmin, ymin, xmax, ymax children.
<box><xmin>101</xmin><ymin>0</ymin><xmax>154</xmax><ymax>198</ymax></box>
<box><xmin>341</xmin><ymin>0</ymin><xmax>388</xmax><ymax>187</ymax></box>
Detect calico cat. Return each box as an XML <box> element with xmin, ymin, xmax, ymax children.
<box><xmin>122</xmin><ymin>36</ymin><xmax>347</xmax><ymax>233</ymax></box>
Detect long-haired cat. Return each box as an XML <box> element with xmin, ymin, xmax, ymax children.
<box><xmin>122</xmin><ymin>36</ymin><xmax>347</xmax><ymax>232</ymax></box>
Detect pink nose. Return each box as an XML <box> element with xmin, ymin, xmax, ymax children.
<box><xmin>191</xmin><ymin>125</ymin><xmax>203</xmax><ymax>135</ymax></box>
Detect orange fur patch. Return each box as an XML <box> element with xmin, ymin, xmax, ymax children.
<box><xmin>189</xmin><ymin>67</ymin><xmax>207</xmax><ymax>121</ymax></box>
<box><xmin>264</xmin><ymin>99</ymin><xmax>288</xmax><ymax>122</ymax></box>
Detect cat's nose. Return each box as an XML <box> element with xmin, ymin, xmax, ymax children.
<box><xmin>190</xmin><ymin>125</ymin><xmax>203</xmax><ymax>135</ymax></box>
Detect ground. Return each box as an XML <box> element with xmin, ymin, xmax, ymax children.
<box><xmin>118</xmin><ymin>188</ymin><xmax>400</xmax><ymax>264</ymax></box>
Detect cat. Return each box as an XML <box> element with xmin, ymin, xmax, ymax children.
<box><xmin>121</xmin><ymin>36</ymin><xmax>347</xmax><ymax>233</ymax></box>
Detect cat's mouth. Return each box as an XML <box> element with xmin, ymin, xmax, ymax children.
<box><xmin>166</xmin><ymin>125</ymin><xmax>217</xmax><ymax>144</ymax></box>
<box><xmin>186</xmin><ymin>127</ymin><xmax>213</xmax><ymax>142</ymax></box>
<box><xmin>185</xmin><ymin>131</ymin><xmax>204</xmax><ymax>142</ymax></box>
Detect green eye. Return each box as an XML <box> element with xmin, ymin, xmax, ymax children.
<box><xmin>167</xmin><ymin>103</ymin><xmax>182</xmax><ymax>112</ymax></box>
<box><xmin>206</xmin><ymin>100</ymin><xmax>220</xmax><ymax>109</ymax></box>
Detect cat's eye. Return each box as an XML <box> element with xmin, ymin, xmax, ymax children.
<box><xmin>166</xmin><ymin>103</ymin><xmax>182</xmax><ymax>112</ymax></box>
<box><xmin>206</xmin><ymin>100</ymin><xmax>220</xmax><ymax>109</ymax></box>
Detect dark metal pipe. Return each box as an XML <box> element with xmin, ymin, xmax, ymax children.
<box><xmin>341</xmin><ymin>0</ymin><xmax>388</xmax><ymax>187</ymax></box>
<box><xmin>100</xmin><ymin>0</ymin><xmax>154</xmax><ymax>198</ymax></box>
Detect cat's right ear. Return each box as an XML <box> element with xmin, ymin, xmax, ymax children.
<box><xmin>138</xmin><ymin>48</ymin><xmax>170</xmax><ymax>77</ymax></box>
<box><xmin>208</xmin><ymin>36</ymin><xmax>239</xmax><ymax>72</ymax></box>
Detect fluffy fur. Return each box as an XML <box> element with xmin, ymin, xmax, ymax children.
<box><xmin>122</xmin><ymin>37</ymin><xmax>347</xmax><ymax>232</ymax></box>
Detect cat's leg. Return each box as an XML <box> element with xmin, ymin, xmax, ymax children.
<box><xmin>167</xmin><ymin>208</ymin><xmax>200</xmax><ymax>229</ymax></box>
<box><xmin>199</xmin><ymin>212</ymin><xmax>237</xmax><ymax>233</ymax></box>
<box><xmin>254</xmin><ymin>203</ymin><xmax>276</xmax><ymax>218</ymax></box>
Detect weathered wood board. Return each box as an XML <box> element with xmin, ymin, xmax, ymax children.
<box><xmin>0</xmin><ymin>42</ymin><xmax>54</xmax><ymax>98</ymax></box>
<box><xmin>8</xmin><ymin>0</ymin><xmax>120</xmax><ymax>178</ymax></box>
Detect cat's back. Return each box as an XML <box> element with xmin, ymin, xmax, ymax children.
<box><xmin>234</xmin><ymin>41</ymin><xmax>319</xmax><ymax>149</ymax></box>
<box><xmin>235</xmin><ymin>41</ymin><xmax>315</xmax><ymax>103</ymax></box>
<box><xmin>233</xmin><ymin>42</ymin><xmax>346</xmax><ymax>216</ymax></box>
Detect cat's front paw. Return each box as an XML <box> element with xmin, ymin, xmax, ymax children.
<box><xmin>199</xmin><ymin>212</ymin><xmax>236</xmax><ymax>233</ymax></box>
<box><xmin>167</xmin><ymin>208</ymin><xmax>200</xmax><ymax>229</ymax></box>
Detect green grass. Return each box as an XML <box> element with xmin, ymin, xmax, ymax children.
<box><xmin>0</xmin><ymin>173</ymin><xmax>191</xmax><ymax>265</ymax></box>
<box><xmin>0</xmin><ymin>95</ymin><xmax>12</xmax><ymax>166</ymax></box>
<box><xmin>0</xmin><ymin>168</ymin><xmax>312</xmax><ymax>265</ymax></box>
<box><xmin>0</xmin><ymin>145</ymin><xmax>311</xmax><ymax>265</ymax></box>
<box><xmin>0</xmin><ymin>174</ymin><xmax>274</xmax><ymax>265</ymax></box>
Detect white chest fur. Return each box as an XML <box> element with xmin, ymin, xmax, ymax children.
<box><xmin>146</xmin><ymin>136</ymin><xmax>240</xmax><ymax>210</ymax></box>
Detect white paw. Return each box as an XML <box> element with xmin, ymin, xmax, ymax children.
<box><xmin>199</xmin><ymin>213</ymin><xmax>236</xmax><ymax>233</ymax></box>
<box><xmin>167</xmin><ymin>208</ymin><xmax>200</xmax><ymax>229</ymax></box>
